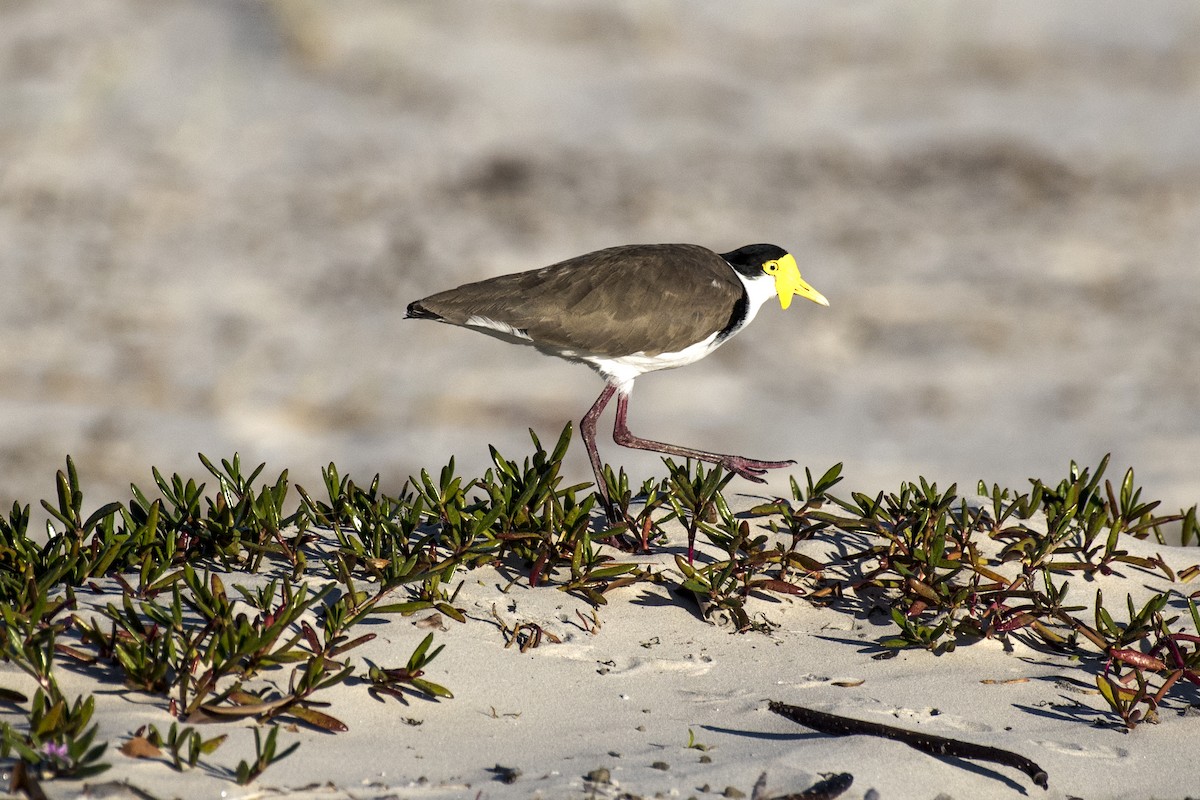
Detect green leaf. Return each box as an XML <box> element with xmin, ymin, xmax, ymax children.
<box><xmin>409</xmin><ymin>678</ymin><xmax>453</xmax><ymax>699</ymax></box>
<box><xmin>73</xmin><ymin>761</ymin><xmax>113</xmax><ymax>779</ymax></box>
<box><xmin>0</xmin><ymin>687</ymin><xmax>29</xmax><ymax>704</ymax></box>
<box><xmin>1095</xmin><ymin>674</ymin><xmax>1119</xmax><ymax>710</ymax></box>
<box><xmin>34</xmin><ymin>700</ymin><xmax>65</xmax><ymax>738</ymax></box>
<box><xmin>199</xmin><ymin>734</ymin><xmax>228</xmax><ymax>755</ymax></box>
<box><xmin>289</xmin><ymin>706</ymin><xmax>348</xmax><ymax>732</ymax></box>
<box><xmin>434</xmin><ymin>602</ymin><xmax>466</xmax><ymax>624</ymax></box>
<box><xmin>82</xmin><ymin>502</ymin><xmax>124</xmax><ymax>533</ymax></box>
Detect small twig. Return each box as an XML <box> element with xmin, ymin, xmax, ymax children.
<box><xmin>575</xmin><ymin>608</ymin><xmax>601</xmax><ymax>634</ymax></box>
<box><xmin>768</xmin><ymin>700</ymin><xmax>1048</xmax><ymax>790</ymax></box>
<box><xmin>771</xmin><ymin>772</ymin><xmax>855</xmax><ymax>800</ymax></box>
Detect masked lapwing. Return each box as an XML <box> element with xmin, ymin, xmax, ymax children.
<box><xmin>406</xmin><ymin>243</ymin><xmax>829</xmax><ymax>522</ymax></box>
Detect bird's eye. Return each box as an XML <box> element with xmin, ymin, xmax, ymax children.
<box><xmin>764</xmin><ymin>261</ymin><xmax>778</xmax><ymax>273</ymax></box>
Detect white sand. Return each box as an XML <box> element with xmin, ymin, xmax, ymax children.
<box><xmin>22</xmin><ymin>498</ymin><xmax>1198</xmax><ymax>800</ymax></box>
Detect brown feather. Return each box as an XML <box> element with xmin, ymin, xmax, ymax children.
<box><xmin>408</xmin><ymin>244</ymin><xmax>744</xmax><ymax>357</ymax></box>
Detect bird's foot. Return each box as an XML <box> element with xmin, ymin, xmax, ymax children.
<box><xmin>718</xmin><ymin>456</ymin><xmax>796</xmax><ymax>483</ymax></box>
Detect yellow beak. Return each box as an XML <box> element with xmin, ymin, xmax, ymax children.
<box><xmin>773</xmin><ymin>253</ymin><xmax>829</xmax><ymax>310</ymax></box>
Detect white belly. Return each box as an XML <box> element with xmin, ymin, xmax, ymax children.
<box><xmin>583</xmin><ymin>330</ymin><xmax>725</xmax><ymax>389</ymax></box>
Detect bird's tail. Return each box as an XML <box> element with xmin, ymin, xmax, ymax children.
<box><xmin>404</xmin><ymin>300</ymin><xmax>442</xmax><ymax>321</ymax></box>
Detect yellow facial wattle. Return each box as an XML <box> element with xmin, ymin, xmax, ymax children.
<box><xmin>766</xmin><ymin>253</ymin><xmax>829</xmax><ymax>310</ymax></box>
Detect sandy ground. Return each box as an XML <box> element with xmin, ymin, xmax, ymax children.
<box><xmin>1</xmin><ymin>1</ymin><xmax>1198</xmax><ymax>520</ymax></box>
<box><xmin>13</xmin><ymin>502</ymin><xmax>1198</xmax><ymax>800</ymax></box>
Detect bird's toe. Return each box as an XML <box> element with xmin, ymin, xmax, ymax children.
<box><xmin>724</xmin><ymin>456</ymin><xmax>795</xmax><ymax>479</ymax></box>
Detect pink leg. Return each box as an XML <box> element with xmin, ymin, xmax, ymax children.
<box><xmin>581</xmin><ymin>384</ymin><xmax>621</xmax><ymax>520</ymax></box>
<box><xmin>612</xmin><ymin>392</ymin><xmax>795</xmax><ymax>482</ymax></box>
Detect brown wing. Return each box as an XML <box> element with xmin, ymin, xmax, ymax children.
<box><xmin>409</xmin><ymin>244</ymin><xmax>745</xmax><ymax>357</ymax></box>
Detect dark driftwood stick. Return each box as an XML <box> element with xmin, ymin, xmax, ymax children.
<box><xmin>768</xmin><ymin>700</ymin><xmax>1049</xmax><ymax>790</ymax></box>
<box><xmin>777</xmin><ymin>771</ymin><xmax>855</xmax><ymax>800</ymax></box>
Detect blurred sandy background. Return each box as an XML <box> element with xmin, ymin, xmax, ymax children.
<box><xmin>1</xmin><ymin>0</ymin><xmax>1197</xmax><ymax>518</ymax></box>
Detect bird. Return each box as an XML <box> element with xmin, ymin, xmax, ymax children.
<box><xmin>406</xmin><ymin>242</ymin><xmax>829</xmax><ymax>525</ymax></box>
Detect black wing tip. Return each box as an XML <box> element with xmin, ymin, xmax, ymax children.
<box><xmin>405</xmin><ymin>300</ymin><xmax>440</xmax><ymax>320</ymax></box>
